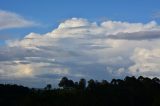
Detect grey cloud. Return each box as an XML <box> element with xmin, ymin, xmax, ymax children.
<box><xmin>108</xmin><ymin>31</ymin><xmax>160</xmax><ymax>40</ymax></box>
<box><xmin>35</xmin><ymin>74</ymin><xmax>62</xmax><ymax>79</ymax></box>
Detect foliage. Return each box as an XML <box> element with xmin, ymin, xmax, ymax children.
<box><xmin>1</xmin><ymin>76</ymin><xmax>160</xmax><ymax>106</ymax></box>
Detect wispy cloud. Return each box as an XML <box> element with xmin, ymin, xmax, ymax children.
<box><xmin>0</xmin><ymin>10</ymin><xmax>38</xmax><ymax>30</ymax></box>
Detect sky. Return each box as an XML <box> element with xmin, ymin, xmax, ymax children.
<box><xmin>0</xmin><ymin>0</ymin><xmax>160</xmax><ymax>87</ymax></box>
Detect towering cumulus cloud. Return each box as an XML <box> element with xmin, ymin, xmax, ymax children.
<box><xmin>1</xmin><ymin>18</ymin><xmax>160</xmax><ymax>87</ymax></box>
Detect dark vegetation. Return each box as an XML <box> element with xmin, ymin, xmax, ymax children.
<box><xmin>1</xmin><ymin>76</ymin><xmax>160</xmax><ymax>106</ymax></box>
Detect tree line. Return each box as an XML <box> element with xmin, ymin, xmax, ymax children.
<box><xmin>1</xmin><ymin>76</ymin><xmax>160</xmax><ymax>106</ymax></box>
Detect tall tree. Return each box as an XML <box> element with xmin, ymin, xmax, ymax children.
<box><xmin>78</xmin><ymin>78</ymin><xmax>86</xmax><ymax>89</ymax></box>
<box><xmin>87</xmin><ymin>79</ymin><xmax>95</xmax><ymax>89</ymax></box>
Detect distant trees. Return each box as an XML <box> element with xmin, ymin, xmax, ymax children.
<box><xmin>58</xmin><ymin>77</ymin><xmax>110</xmax><ymax>90</ymax></box>
<box><xmin>57</xmin><ymin>76</ymin><xmax>160</xmax><ymax>106</ymax></box>
<box><xmin>44</xmin><ymin>84</ymin><xmax>52</xmax><ymax>90</ymax></box>
<box><xmin>57</xmin><ymin>76</ymin><xmax>160</xmax><ymax>94</ymax></box>
<box><xmin>58</xmin><ymin>77</ymin><xmax>74</xmax><ymax>88</ymax></box>
<box><xmin>87</xmin><ymin>79</ymin><xmax>96</xmax><ymax>89</ymax></box>
<box><xmin>1</xmin><ymin>76</ymin><xmax>160</xmax><ymax>106</ymax></box>
<box><xmin>58</xmin><ymin>77</ymin><xmax>86</xmax><ymax>89</ymax></box>
<box><xmin>78</xmin><ymin>78</ymin><xmax>86</xmax><ymax>89</ymax></box>
<box><xmin>100</xmin><ymin>80</ymin><xmax>109</xmax><ymax>88</ymax></box>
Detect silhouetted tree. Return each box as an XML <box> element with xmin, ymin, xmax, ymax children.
<box><xmin>68</xmin><ymin>79</ymin><xmax>75</xmax><ymax>88</ymax></box>
<box><xmin>100</xmin><ymin>80</ymin><xmax>109</xmax><ymax>88</ymax></box>
<box><xmin>44</xmin><ymin>84</ymin><xmax>52</xmax><ymax>90</ymax></box>
<box><xmin>87</xmin><ymin>79</ymin><xmax>95</xmax><ymax>89</ymax></box>
<box><xmin>74</xmin><ymin>82</ymin><xmax>79</xmax><ymax>89</ymax></box>
<box><xmin>58</xmin><ymin>77</ymin><xmax>74</xmax><ymax>88</ymax></box>
<box><xmin>59</xmin><ymin>77</ymin><xmax>69</xmax><ymax>88</ymax></box>
<box><xmin>78</xmin><ymin>78</ymin><xmax>86</xmax><ymax>89</ymax></box>
<box><xmin>111</xmin><ymin>79</ymin><xmax>117</xmax><ymax>85</ymax></box>
<box><xmin>138</xmin><ymin>76</ymin><xmax>144</xmax><ymax>81</ymax></box>
<box><xmin>1</xmin><ymin>76</ymin><xmax>160</xmax><ymax>106</ymax></box>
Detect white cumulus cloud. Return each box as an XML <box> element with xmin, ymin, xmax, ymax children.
<box><xmin>1</xmin><ymin>18</ymin><xmax>160</xmax><ymax>87</ymax></box>
<box><xmin>129</xmin><ymin>48</ymin><xmax>160</xmax><ymax>77</ymax></box>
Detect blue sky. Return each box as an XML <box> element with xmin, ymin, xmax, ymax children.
<box><xmin>0</xmin><ymin>0</ymin><xmax>160</xmax><ymax>87</ymax></box>
<box><xmin>0</xmin><ymin>0</ymin><xmax>160</xmax><ymax>37</ymax></box>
